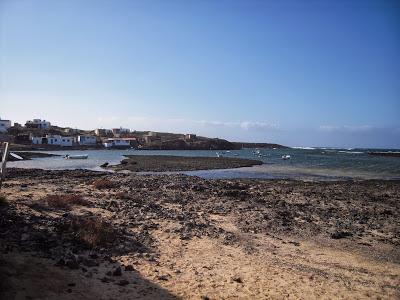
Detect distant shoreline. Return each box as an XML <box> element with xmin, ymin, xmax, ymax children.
<box><xmin>8</xmin><ymin>141</ymin><xmax>288</xmax><ymax>152</ymax></box>
<box><xmin>368</xmin><ymin>151</ymin><xmax>400</xmax><ymax>158</ymax></box>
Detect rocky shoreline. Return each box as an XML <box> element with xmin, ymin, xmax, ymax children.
<box><xmin>108</xmin><ymin>155</ymin><xmax>263</xmax><ymax>172</ymax></box>
<box><xmin>368</xmin><ymin>151</ymin><xmax>400</xmax><ymax>158</ymax></box>
<box><xmin>0</xmin><ymin>168</ymin><xmax>399</xmax><ymax>299</ymax></box>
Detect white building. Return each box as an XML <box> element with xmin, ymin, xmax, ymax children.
<box><xmin>78</xmin><ymin>135</ymin><xmax>97</xmax><ymax>145</ymax></box>
<box><xmin>32</xmin><ymin>135</ymin><xmax>74</xmax><ymax>146</ymax></box>
<box><xmin>32</xmin><ymin>137</ymin><xmax>44</xmax><ymax>145</ymax></box>
<box><xmin>0</xmin><ymin>119</ymin><xmax>11</xmax><ymax>133</ymax></box>
<box><xmin>47</xmin><ymin>135</ymin><xmax>61</xmax><ymax>145</ymax></box>
<box><xmin>103</xmin><ymin>138</ymin><xmax>130</xmax><ymax>148</ymax></box>
<box><xmin>25</xmin><ymin>119</ymin><xmax>51</xmax><ymax>129</ymax></box>
<box><xmin>59</xmin><ymin>136</ymin><xmax>74</xmax><ymax>146</ymax></box>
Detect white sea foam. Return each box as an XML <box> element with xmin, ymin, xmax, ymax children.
<box><xmin>338</xmin><ymin>151</ymin><xmax>364</xmax><ymax>154</ymax></box>
<box><xmin>292</xmin><ymin>146</ymin><xmax>316</xmax><ymax>150</ymax></box>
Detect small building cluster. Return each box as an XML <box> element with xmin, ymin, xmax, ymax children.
<box><xmin>112</xmin><ymin>127</ymin><xmax>130</xmax><ymax>136</ymax></box>
<box><xmin>0</xmin><ymin>116</ymin><xmax>199</xmax><ymax>150</ymax></box>
<box><xmin>31</xmin><ymin>135</ymin><xmax>96</xmax><ymax>147</ymax></box>
<box><xmin>25</xmin><ymin>119</ymin><xmax>51</xmax><ymax>129</ymax></box>
<box><xmin>32</xmin><ymin>135</ymin><xmax>75</xmax><ymax>147</ymax></box>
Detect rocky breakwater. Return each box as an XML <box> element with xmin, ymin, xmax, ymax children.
<box><xmin>108</xmin><ymin>155</ymin><xmax>263</xmax><ymax>172</ymax></box>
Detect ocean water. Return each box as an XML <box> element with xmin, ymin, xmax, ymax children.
<box><xmin>7</xmin><ymin>148</ymin><xmax>400</xmax><ymax>181</ymax></box>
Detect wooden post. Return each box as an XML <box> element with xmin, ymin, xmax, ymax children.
<box><xmin>0</xmin><ymin>142</ymin><xmax>10</xmax><ymax>189</ymax></box>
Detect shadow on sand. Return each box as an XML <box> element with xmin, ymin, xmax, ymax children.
<box><xmin>0</xmin><ymin>203</ymin><xmax>181</xmax><ymax>300</ymax></box>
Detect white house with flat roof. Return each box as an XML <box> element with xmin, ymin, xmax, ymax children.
<box><xmin>59</xmin><ymin>136</ymin><xmax>74</xmax><ymax>146</ymax></box>
<box><xmin>103</xmin><ymin>138</ymin><xmax>130</xmax><ymax>148</ymax></box>
<box><xmin>48</xmin><ymin>135</ymin><xmax>75</xmax><ymax>146</ymax></box>
<box><xmin>0</xmin><ymin>119</ymin><xmax>11</xmax><ymax>133</ymax></box>
<box><xmin>78</xmin><ymin>135</ymin><xmax>97</xmax><ymax>145</ymax></box>
<box><xmin>32</xmin><ymin>135</ymin><xmax>74</xmax><ymax>146</ymax></box>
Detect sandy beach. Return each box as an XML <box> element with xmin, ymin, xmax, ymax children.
<box><xmin>1</xmin><ymin>168</ymin><xmax>399</xmax><ymax>299</ymax></box>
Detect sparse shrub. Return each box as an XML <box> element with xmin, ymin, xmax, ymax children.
<box><xmin>69</xmin><ymin>217</ymin><xmax>116</xmax><ymax>248</ymax></box>
<box><xmin>0</xmin><ymin>194</ymin><xmax>7</xmax><ymax>206</ymax></box>
<box><xmin>44</xmin><ymin>194</ymin><xmax>89</xmax><ymax>209</ymax></box>
<box><xmin>93</xmin><ymin>179</ymin><xmax>117</xmax><ymax>189</ymax></box>
<box><xmin>115</xmin><ymin>192</ymin><xmax>129</xmax><ymax>199</ymax></box>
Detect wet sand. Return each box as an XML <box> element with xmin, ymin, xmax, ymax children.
<box><xmin>109</xmin><ymin>155</ymin><xmax>263</xmax><ymax>172</ymax></box>
<box><xmin>0</xmin><ymin>168</ymin><xmax>399</xmax><ymax>299</ymax></box>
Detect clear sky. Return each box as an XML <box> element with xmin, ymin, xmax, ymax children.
<box><xmin>1</xmin><ymin>0</ymin><xmax>399</xmax><ymax>148</ymax></box>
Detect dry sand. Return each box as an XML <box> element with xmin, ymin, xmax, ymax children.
<box><xmin>0</xmin><ymin>168</ymin><xmax>399</xmax><ymax>299</ymax></box>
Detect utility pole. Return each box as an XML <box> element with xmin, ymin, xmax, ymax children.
<box><xmin>0</xmin><ymin>142</ymin><xmax>10</xmax><ymax>189</ymax></box>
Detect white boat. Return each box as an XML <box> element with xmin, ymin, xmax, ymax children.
<box><xmin>216</xmin><ymin>152</ymin><xmax>222</xmax><ymax>158</ymax></box>
<box><xmin>10</xmin><ymin>153</ymin><xmax>24</xmax><ymax>160</ymax></box>
<box><xmin>65</xmin><ymin>154</ymin><xmax>88</xmax><ymax>160</ymax></box>
<box><xmin>281</xmin><ymin>155</ymin><xmax>291</xmax><ymax>160</ymax></box>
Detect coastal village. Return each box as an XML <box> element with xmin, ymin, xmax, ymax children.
<box><xmin>0</xmin><ymin>117</ymin><xmax>200</xmax><ymax>150</ymax></box>
<box><xmin>0</xmin><ymin>117</ymin><xmax>284</xmax><ymax>151</ymax></box>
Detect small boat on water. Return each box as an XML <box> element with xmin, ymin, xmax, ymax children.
<box><xmin>10</xmin><ymin>153</ymin><xmax>24</xmax><ymax>160</ymax></box>
<box><xmin>64</xmin><ymin>154</ymin><xmax>88</xmax><ymax>160</ymax></box>
<box><xmin>216</xmin><ymin>152</ymin><xmax>222</xmax><ymax>158</ymax></box>
<box><xmin>281</xmin><ymin>155</ymin><xmax>291</xmax><ymax>160</ymax></box>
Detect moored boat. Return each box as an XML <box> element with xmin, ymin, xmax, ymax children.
<box><xmin>64</xmin><ymin>154</ymin><xmax>88</xmax><ymax>160</ymax></box>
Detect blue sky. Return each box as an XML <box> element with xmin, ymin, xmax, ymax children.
<box><xmin>1</xmin><ymin>0</ymin><xmax>399</xmax><ymax>148</ymax></box>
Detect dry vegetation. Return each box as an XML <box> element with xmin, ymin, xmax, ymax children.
<box><xmin>43</xmin><ymin>194</ymin><xmax>89</xmax><ymax>209</ymax></box>
<box><xmin>115</xmin><ymin>191</ymin><xmax>129</xmax><ymax>199</ymax></box>
<box><xmin>92</xmin><ymin>178</ymin><xmax>117</xmax><ymax>189</ymax></box>
<box><xmin>65</xmin><ymin>216</ymin><xmax>116</xmax><ymax>248</ymax></box>
<box><xmin>0</xmin><ymin>194</ymin><xmax>7</xmax><ymax>206</ymax></box>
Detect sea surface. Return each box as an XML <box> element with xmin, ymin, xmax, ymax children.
<box><xmin>7</xmin><ymin>148</ymin><xmax>400</xmax><ymax>181</ymax></box>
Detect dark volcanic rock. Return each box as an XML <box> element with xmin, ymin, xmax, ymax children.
<box><xmin>112</xmin><ymin>267</ymin><xmax>122</xmax><ymax>276</ymax></box>
<box><xmin>330</xmin><ymin>231</ymin><xmax>353</xmax><ymax>239</ymax></box>
<box><xmin>110</xmin><ymin>155</ymin><xmax>262</xmax><ymax>172</ymax></box>
<box><xmin>117</xmin><ymin>279</ymin><xmax>129</xmax><ymax>286</ymax></box>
